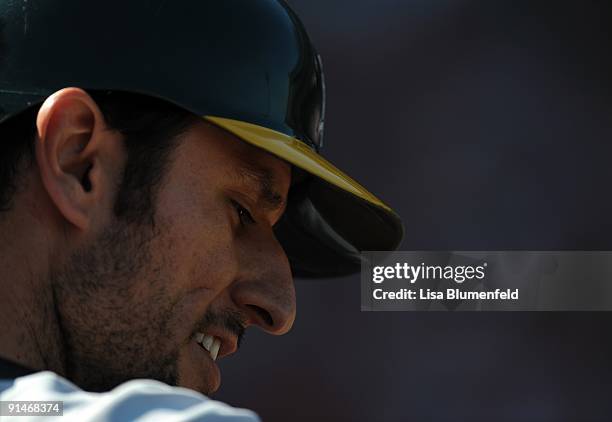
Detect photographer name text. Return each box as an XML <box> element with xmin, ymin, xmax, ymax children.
<box><xmin>372</xmin><ymin>288</ymin><xmax>519</xmax><ymax>301</ymax></box>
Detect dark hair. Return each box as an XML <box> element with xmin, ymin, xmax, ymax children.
<box><xmin>0</xmin><ymin>90</ymin><xmax>198</xmax><ymax>224</ymax></box>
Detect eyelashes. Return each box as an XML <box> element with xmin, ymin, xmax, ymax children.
<box><xmin>231</xmin><ymin>199</ymin><xmax>256</xmax><ymax>226</ymax></box>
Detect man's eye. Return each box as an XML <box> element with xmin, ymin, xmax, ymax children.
<box><xmin>232</xmin><ymin>200</ymin><xmax>256</xmax><ymax>225</ymax></box>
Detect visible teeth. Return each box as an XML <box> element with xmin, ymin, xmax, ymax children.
<box><xmin>201</xmin><ymin>335</ymin><xmax>214</xmax><ymax>352</ymax></box>
<box><xmin>195</xmin><ymin>333</ymin><xmax>221</xmax><ymax>361</ymax></box>
<box><xmin>210</xmin><ymin>338</ymin><xmax>221</xmax><ymax>361</ymax></box>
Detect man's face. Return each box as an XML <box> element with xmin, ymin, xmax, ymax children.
<box><xmin>51</xmin><ymin>120</ymin><xmax>295</xmax><ymax>394</ymax></box>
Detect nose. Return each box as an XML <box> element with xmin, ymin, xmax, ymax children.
<box><xmin>230</xmin><ymin>226</ymin><xmax>296</xmax><ymax>335</ymax></box>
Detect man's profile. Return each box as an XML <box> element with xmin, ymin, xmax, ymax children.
<box><xmin>0</xmin><ymin>0</ymin><xmax>402</xmax><ymax>420</ymax></box>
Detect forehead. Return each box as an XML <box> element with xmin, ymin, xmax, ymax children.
<box><xmin>178</xmin><ymin>119</ymin><xmax>292</xmax><ymax>191</ymax></box>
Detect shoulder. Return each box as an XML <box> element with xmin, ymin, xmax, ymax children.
<box><xmin>0</xmin><ymin>371</ymin><xmax>259</xmax><ymax>422</ymax></box>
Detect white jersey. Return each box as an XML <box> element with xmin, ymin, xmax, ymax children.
<box><xmin>0</xmin><ymin>370</ymin><xmax>260</xmax><ymax>422</ymax></box>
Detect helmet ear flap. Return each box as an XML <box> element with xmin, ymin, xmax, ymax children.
<box><xmin>275</xmin><ymin>180</ymin><xmax>363</xmax><ymax>278</ymax></box>
<box><xmin>285</xmin><ymin>36</ymin><xmax>326</xmax><ymax>151</ymax></box>
<box><xmin>275</xmin><ymin>167</ymin><xmax>404</xmax><ymax>278</ymax></box>
<box><xmin>314</xmin><ymin>53</ymin><xmax>326</xmax><ymax>149</ymax></box>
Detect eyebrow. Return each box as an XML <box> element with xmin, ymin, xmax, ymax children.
<box><xmin>233</xmin><ymin>161</ymin><xmax>285</xmax><ymax>212</ymax></box>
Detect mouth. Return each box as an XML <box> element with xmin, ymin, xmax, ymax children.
<box><xmin>193</xmin><ymin>332</ymin><xmax>222</xmax><ymax>361</ymax></box>
<box><xmin>187</xmin><ymin>325</ymin><xmax>241</xmax><ymax>393</ymax></box>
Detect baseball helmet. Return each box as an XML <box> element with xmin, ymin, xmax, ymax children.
<box><xmin>0</xmin><ymin>0</ymin><xmax>403</xmax><ymax>277</ymax></box>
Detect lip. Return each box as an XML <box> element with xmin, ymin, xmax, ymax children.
<box><xmin>198</xmin><ymin>327</ymin><xmax>238</xmax><ymax>360</ymax></box>
<box><xmin>191</xmin><ymin>340</ymin><xmax>221</xmax><ymax>392</ymax></box>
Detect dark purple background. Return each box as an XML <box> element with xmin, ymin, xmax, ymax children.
<box><xmin>216</xmin><ymin>1</ymin><xmax>612</xmax><ymax>421</ymax></box>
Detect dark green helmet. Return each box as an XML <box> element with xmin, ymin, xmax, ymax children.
<box><xmin>0</xmin><ymin>0</ymin><xmax>403</xmax><ymax>277</ymax></box>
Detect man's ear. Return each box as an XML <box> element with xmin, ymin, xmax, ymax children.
<box><xmin>35</xmin><ymin>88</ymin><xmax>124</xmax><ymax>231</ymax></box>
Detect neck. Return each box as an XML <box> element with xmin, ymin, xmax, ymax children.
<box><xmin>0</xmin><ymin>203</ymin><xmax>67</xmax><ymax>376</ymax></box>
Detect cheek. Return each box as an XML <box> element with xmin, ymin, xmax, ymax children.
<box><xmin>141</xmin><ymin>203</ymin><xmax>238</xmax><ymax>352</ymax></box>
<box><xmin>152</xmin><ymin>154</ymin><xmax>240</xmax><ymax>314</ymax></box>
<box><xmin>154</xmin><ymin>192</ymin><xmax>238</xmax><ymax>295</ymax></box>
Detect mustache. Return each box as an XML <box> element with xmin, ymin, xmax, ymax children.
<box><xmin>199</xmin><ymin>309</ymin><xmax>246</xmax><ymax>349</ymax></box>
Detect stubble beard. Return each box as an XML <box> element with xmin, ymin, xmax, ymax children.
<box><xmin>49</xmin><ymin>218</ymin><xmax>182</xmax><ymax>392</ymax></box>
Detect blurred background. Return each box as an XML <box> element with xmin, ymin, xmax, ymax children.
<box><xmin>217</xmin><ymin>1</ymin><xmax>612</xmax><ymax>421</ymax></box>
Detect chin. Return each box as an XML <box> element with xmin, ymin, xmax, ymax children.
<box><xmin>174</xmin><ymin>339</ymin><xmax>222</xmax><ymax>395</ymax></box>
